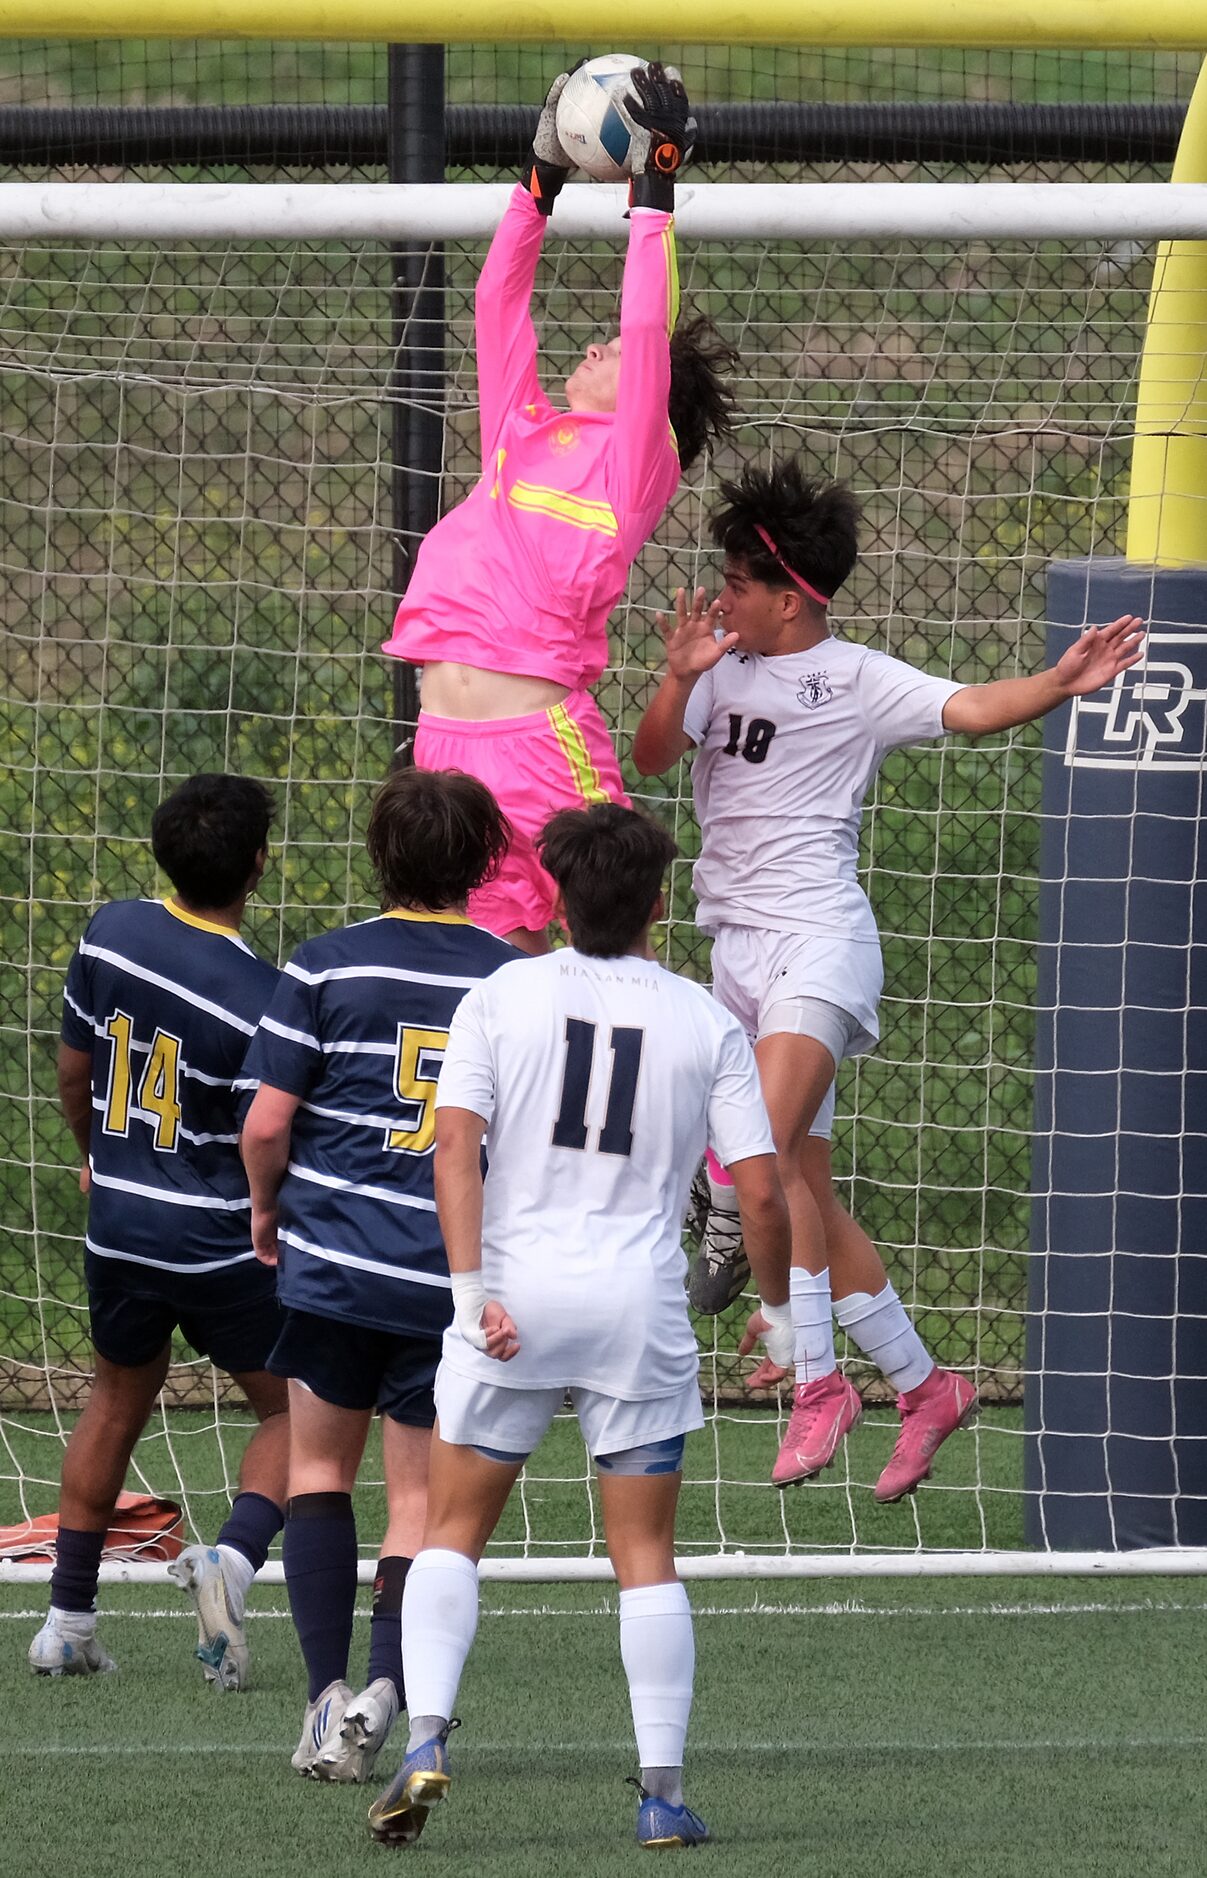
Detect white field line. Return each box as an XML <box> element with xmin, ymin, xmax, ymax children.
<box><xmin>9</xmin><ymin>1736</ymin><xmax>1207</xmax><ymax>1758</ymax></box>
<box><xmin>4</xmin><ymin>1598</ymin><xmax>1207</xmax><ymax>1621</ymax></box>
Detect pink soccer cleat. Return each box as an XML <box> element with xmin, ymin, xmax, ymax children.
<box><xmin>874</xmin><ymin>1367</ymin><xmax>978</xmax><ymax>1504</ymax></box>
<box><xmin>771</xmin><ymin>1371</ymin><xmax>863</xmax><ymax>1488</ymax></box>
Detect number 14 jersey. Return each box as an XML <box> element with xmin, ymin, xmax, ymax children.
<box><xmin>434</xmin><ymin>949</ymin><xmax>774</xmax><ymax>1399</ymax></box>
<box><xmin>683</xmin><ymin>636</ymin><xmax>962</xmax><ymax>943</ymax></box>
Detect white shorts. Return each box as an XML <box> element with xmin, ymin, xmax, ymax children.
<box><xmin>434</xmin><ymin>1363</ymin><xmax>704</xmax><ymax>1462</ymax></box>
<box><xmin>710</xmin><ymin>925</ymin><xmax>883</xmax><ymax>1141</ymax></box>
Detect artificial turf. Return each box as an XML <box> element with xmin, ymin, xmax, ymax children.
<box><xmin>3</xmin><ymin>1574</ymin><xmax>1204</xmax><ymax>1878</ymax></box>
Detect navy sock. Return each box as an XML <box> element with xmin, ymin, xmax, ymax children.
<box><xmin>216</xmin><ymin>1490</ymin><xmax>283</xmax><ymax>1573</ymax></box>
<box><xmin>283</xmin><ymin>1492</ymin><xmax>358</xmax><ymax>1702</ymax></box>
<box><xmin>49</xmin><ymin>1526</ymin><xmax>106</xmax><ymax>1614</ymax></box>
<box><xmin>367</xmin><ymin>1555</ymin><xmax>411</xmax><ymax>1705</ymax></box>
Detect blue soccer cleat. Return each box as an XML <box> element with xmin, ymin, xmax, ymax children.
<box><xmin>367</xmin><ymin>1720</ymin><xmax>459</xmax><ymax>1846</ymax></box>
<box><xmin>630</xmin><ymin>1780</ymin><xmax>710</xmax><ymax>1850</ymax></box>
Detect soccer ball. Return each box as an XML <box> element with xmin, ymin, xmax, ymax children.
<box><xmin>555</xmin><ymin>54</ymin><xmax>648</xmax><ymax>183</ymax></box>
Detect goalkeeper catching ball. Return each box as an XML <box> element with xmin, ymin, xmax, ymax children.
<box><xmin>382</xmin><ymin>61</ymin><xmax>735</xmax><ymax>953</ymax></box>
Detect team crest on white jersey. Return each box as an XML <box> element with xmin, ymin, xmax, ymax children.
<box><xmin>797</xmin><ymin>671</ymin><xmax>833</xmax><ymax>709</ymax></box>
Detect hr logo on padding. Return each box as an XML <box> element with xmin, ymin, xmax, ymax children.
<box><xmin>1066</xmin><ymin>634</ymin><xmax>1207</xmax><ymax>769</ymax></box>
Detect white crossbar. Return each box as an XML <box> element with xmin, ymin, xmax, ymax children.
<box><xmin>1</xmin><ymin>182</ymin><xmax>1206</xmax><ymax>242</ymax></box>
<box><xmin>4</xmin><ymin>1550</ymin><xmax>1207</xmax><ymax>1583</ymax></box>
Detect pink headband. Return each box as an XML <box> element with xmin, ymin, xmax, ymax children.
<box><xmin>753</xmin><ymin>524</ymin><xmax>831</xmax><ymax>608</ymax></box>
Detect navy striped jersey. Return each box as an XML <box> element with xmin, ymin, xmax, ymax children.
<box><xmin>238</xmin><ymin>911</ymin><xmax>516</xmax><ymax>1338</ymax></box>
<box><xmin>61</xmin><ymin>898</ymin><xmax>280</xmax><ymax>1284</ymax></box>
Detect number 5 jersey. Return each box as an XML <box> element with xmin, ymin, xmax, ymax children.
<box><xmin>433</xmin><ymin>948</ymin><xmax>774</xmax><ymax>1399</ymax></box>
<box><xmin>237</xmin><ymin>910</ymin><xmax>515</xmax><ymax>1337</ymax></box>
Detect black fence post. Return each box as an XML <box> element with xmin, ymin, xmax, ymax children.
<box><xmin>387</xmin><ymin>44</ymin><xmax>446</xmax><ymax>763</ymax></box>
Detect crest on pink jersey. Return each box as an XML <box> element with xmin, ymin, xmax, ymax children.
<box><xmin>549</xmin><ymin>423</ymin><xmax>581</xmax><ymax>456</ymax></box>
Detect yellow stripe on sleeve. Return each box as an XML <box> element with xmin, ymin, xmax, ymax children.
<box><xmin>662</xmin><ymin>222</ymin><xmax>680</xmax><ymax>335</ymax></box>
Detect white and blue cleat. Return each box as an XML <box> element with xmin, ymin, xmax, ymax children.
<box><xmin>315</xmin><ymin>1677</ymin><xmax>400</xmax><ymax>1784</ymax></box>
<box><xmin>168</xmin><ymin>1544</ymin><xmax>249</xmax><ymax>1692</ymax></box>
<box><xmin>631</xmin><ymin>1782</ymin><xmax>710</xmax><ymax>1851</ymax></box>
<box><xmin>292</xmin><ymin>1678</ymin><xmax>354</xmax><ymax>1777</ymax></box>
<box><xmin>28</xmin><ymin>1607</ymin><xmax>117</xmax><ymax>1677</ymax></box>
<box><xmin>368</xmin><ymin>1720</ymin><xmax>459</xmax><ymax>1845</ymax></box>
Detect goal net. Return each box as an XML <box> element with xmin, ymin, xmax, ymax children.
<box><xmin>1</xmin><ymin>38</ymin><xmax>1203</xmax><ymax>1575</ymax></box>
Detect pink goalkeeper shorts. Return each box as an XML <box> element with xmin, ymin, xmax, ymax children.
<box><xmin>413</xmin><ymin>689</ymin><xmax>628</xmax><ymax>938</ymax></box>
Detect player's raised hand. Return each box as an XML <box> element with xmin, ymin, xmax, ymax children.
<box><xmin>658</xmin><ymin>586</ymin><xmax>739</xmax><ymax>681</ymax></box>
<box><xmin>1055</xmin><ymin>614</ymin><xmax>1146</xmax><ymax>697</ymax></box>
<box><xmin>739</xmin><ymin>1307</ymin><xmax>789</xmax><ymax>1391</ymax></box>
<box><xmin>532</xmin><ymin>70</ymin><xmax>575</xmax><ymax>168</ymax></box>
<box><xmin>481</xmin><ymin>1299</ymin><xmax>520</xmax><ymax>1363</ymax></box>
<box><xmin>626</xmin><ymin>60</ymin><xmax>695</xmax><ymax>212</ymax></box>
<box><xmin>522</xmin><ymin>67</ymin><xmax>577</xmax><ymax>213</ymax></box>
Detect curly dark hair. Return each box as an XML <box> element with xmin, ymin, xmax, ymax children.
<box><xmin>668</xmin><ymin>315</ymin><xmax>738</xmax><ymax>472</ymax></box>
<box><xmin>367</xmin><ymin>767</ymin><xmax>511</xmax><ymax>912</ymax></box>
<box><xmin>710</xmin><ymin>458</ymin><xmax>861</xmax><ymax>601</ymax></box>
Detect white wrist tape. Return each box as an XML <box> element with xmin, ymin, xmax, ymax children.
<box><xmin>758</xmin><ymin>1298</ymin><xmax>795</xmax><ymax>1371</ymax></box>
<box><xmin>450</xmin><ymin>1270</ymin><xmax>488</xmax><ymax>1352</ymax></box>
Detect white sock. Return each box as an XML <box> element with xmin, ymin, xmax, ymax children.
<box><xmin>707</xmin><ymin>1173</ymin><xmax>739</xmax><ymax>1215</ymax></box>
<box><xmin>48</xmin><ymin>1605</ymin><xmax>95</xmax><ymax>1632</ymax></box>
<box><xmin>791</xmin><ymin>1267</ymin><xmax>836</xmax><ymax>1383</ymax></box>
<box><xmin>833</xmin><ymin>1284</ymin><xmax>934</xmax><ymax>1394</ymax></box>
<box><xmin>400</xmin><ymin>1547</ymin><xmax>479</xmax><ymax>1746</ymax></box>
<box><xmin>618</xmin><ymin>1581</ymin><xmax>695</xmax><ymax>1771</ymax></box>
<box><xmin>216</xmin><ymin>1543</ymin><xmax>256</xmax><ymax>1605</ymax></box>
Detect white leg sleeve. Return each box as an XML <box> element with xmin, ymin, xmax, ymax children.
<box><xmin>618</xmin><ymin>1581</ymin><xmax>695</xmax><ymax>1770</ymax></box>
<box><xmin>791</xmin><ymin>1266</ymin><xmax>837</xmax><ymax>1383</ymax></box>
<box><xmin>833</xmin><ymin>1283</ymin><xmax>934</xmax><ymax>1394</ymax></box>
<box><xmin>400</xmin><ymin>1547</ymin><xmax>480</xmax><ymax>1722</ymax></box>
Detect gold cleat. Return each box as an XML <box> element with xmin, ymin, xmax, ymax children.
<box><xmin>368</xmin><ymin>1724</ymin><xmax>457</xmax><ymax>1846</ymax></box>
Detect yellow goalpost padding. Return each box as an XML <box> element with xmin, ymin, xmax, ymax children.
<box><xmin>0</xmin><ymin>0</ymin><xmax>1203</xmax><ymax>47</ymax></box>
<box><xmin>1127</xmin><ymin>57</ymin><xmax>1207</xmax><ymax>565</ymax></box>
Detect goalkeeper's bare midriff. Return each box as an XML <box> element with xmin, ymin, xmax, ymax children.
<box><xmin>419</xmin><ymin>662</ymin><xmax>570</xmax><ymax>720</ymax></box>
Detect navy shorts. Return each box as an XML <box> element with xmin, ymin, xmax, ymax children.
<box><xmin>87</xmin><ymin>1260</ymin><xmax>283</xmax><ymax>1374</ymax></box>
<box><xmin>267</xmin><ymin>1307</ymin><xmax>441</xmax><ymax>1427</ymax></box>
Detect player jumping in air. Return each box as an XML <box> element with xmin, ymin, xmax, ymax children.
<box><xmin>367</xmin><ymin>804</ymin><xmax>793</xmax><ymax>1851</ymax></box>
<box><xmin>238</xmin><ymin>770</ymin><xmax>515</xmax><ymax>1783</ymax></box>
<box><xmin>633</xmin><ymin>459</ymin><xmax>1146</xmax><ymax>1501</ymax></box>
<box><xmin>30</xmin><ymin>775</ymin><xmax>288</xmax><ymax>1688</ymax></box>
<box><xmin>382</xmin><ymin>62</ymin><xmax>735</xmax><ymax>954</ymax></box>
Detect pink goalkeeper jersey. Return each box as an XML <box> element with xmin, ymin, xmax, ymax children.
<box><xmin>382</xmin><ymin>185</ymin><xmax>681</xmax><ymax>691</ymax></box>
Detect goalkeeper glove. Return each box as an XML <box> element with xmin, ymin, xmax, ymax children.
<box><xmin>521</xmin><ymin>69</ymin><xmax>575</xmax><ymax>217</ymax></box>
<box><xmin>626</xmin><ymin>60</ymin><xmax>695</xmax><ymax>214</ymax></box>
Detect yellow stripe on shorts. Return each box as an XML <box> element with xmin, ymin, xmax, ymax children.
<box><xmin>549</xmin><ymin>703</ymin><xmax>608</xmax><ymax>804</ymax></box>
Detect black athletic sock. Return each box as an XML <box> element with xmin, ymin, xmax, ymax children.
<box><xmin>282</xmin><ymin>1491</ymin><xmax>358</xmax><ymax>1702</ymax></box>
<box><xmin>366</xmin><ymin>1554</ymin><xmax>411</xmax><ymax>1705</ymax></box>
<box><xmin>49</xmin><ymin>1526</ymin><xmax>106</xmax><ymax>1614</ymax></box>
<box><xmin>216</xmin><ymin>1490</ymin><xmax>283</xmax><ymax>1573</ymax></box>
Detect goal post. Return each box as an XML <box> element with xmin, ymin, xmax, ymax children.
<box><xmin>1</xmin><ymin>181</ymin><xmax>1206</xmax><ymax>239</ymax></box>
<box><xmin>4</xmin><ymin>163</ymin><xmax>1207</xmax><ymax>1574</ymax></box>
